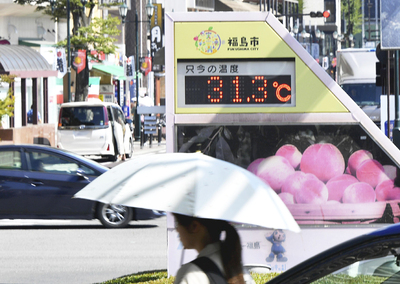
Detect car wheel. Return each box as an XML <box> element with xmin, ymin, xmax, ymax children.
<box><xmin>126</xmin><ymin>138</ymin><xmax>134</xmax><ymax>158</ymax></box>
<box><xmin>108</xmin><ymin>154</ymin><xmax>118</xmax><ymax>161</ymax></box>
<box><xmin>97</xmin><ymin>203</ymin><xmax>133</xmax><ymax>228</ymax></box>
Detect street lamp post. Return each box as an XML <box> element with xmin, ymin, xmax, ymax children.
<box><xmin>67</xmin><ymin>0</ymin><xmax>71</xmax><ymax>102</ymax></box>
<box><xmin>49</xmin><ymin>0</ymin><xmax>71</xmax><ymax>102</ymax></box>
<box><xmin>134</xmin><ymin>11</ymin><xmax>141</xmax><ymax>140</ymax></box>
<box><xmin>118</xmin><ymin>3</ymin><xmax>128</xmax><ymax>114</ymax></box>
<box><xmin>333</xmin><ymin>31</ymin><xmax>344</xmax><ymax>57</ymax></box>
<box><xmin>119</xmin><ymin>0</ymin><xmax>154</xmax><ymax>140</ymax></box>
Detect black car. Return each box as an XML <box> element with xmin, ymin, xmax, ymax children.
<box><xmin>267</xmin><ymin>223</ymin><xmax>400</xmax><ymax>284</ymax></box>
<box><xmin>0</xmin><ymin>144</ymin><xmax>161</xmax><ymax>228</ymax></box>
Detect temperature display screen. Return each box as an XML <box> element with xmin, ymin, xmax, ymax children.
<box><xmin>185</xmin><ymin>75</ymin><xmax>291</xmax><ymax>105</ymax></box>
<box><xmin>177</xmin><ymin>59</ymin><xmax>296</xmax><ymax>109</ymax></box>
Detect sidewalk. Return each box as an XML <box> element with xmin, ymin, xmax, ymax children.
<box><xmin>105</xmin><ymin>138</ymin><xmax>166</xmax><ymax>168</ymax></box>
<box><xmin>132</xmin><ymin>138</ymin><xmax>166</xmax><ymax>156</ymax></box>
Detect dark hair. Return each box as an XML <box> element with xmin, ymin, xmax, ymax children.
<box><xmin>173</xmin><ymin>213</ymin><xmax>245</xmax><ymax>284</ymax></box>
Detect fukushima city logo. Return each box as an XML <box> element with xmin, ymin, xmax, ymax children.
<box><xmin>194</xmin><ymin>27</ymin><xmax>222</xmax><ymax>55</ymax></box>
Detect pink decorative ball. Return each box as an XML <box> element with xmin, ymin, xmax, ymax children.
<box><xmin>356</xmin><ymin>159</ymin><xmax>387</xmax><ymax>188</ymax></box>
<box><xmin>279</xmin><ymin>192</ymin><xmax>295</xmax><ymax>205</ymax></box>
<box><xmin>281</xmin><ymin>171</ymin><xmax>319</xmax><ymax>197</ymax></box>
<box><xmin>300</xmin><ymin>143</ymin><xmax>345</xmax><ymax>182</ymax></box>
<box><xmin>376</xmin><ymin>179</ymin><xmax>400</xmax><ymax>201</ymax></box>
<box><xmin>294</xmin><ymin>177</ymin><xmax>328</xmax><ymax>204</ymax></box>
<box><xmin>342</xmin><ymin>182</ymin><xmax>376</xmax><ymax>203</ymax></box>
<box><xmin>257</xmin><ymin>155</ymin><xmax>295</xmax><ymax>193</ymax></box>
<box><xmin>247</xmin><ymin>158</ymin><xmax>264</xmax><ymax>175</ymax></box>
<box><xmin>348</xmin><ymin>150</ymin><xmax>373</xmax><ymax>176</ymax></box>
<box><xmin>276</xmin><ymin>144</ymin><xmax>302</xmax><ymax>169</ymax></box>
<box><xmin>326</xmin><ymin>174</ymin><xmax>359</xmax><ymax>202</ymax></box>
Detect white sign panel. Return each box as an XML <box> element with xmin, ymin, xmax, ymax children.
<box><xmin>167</xmin><ymin>212</ymin><xmax>377</xmax><ymax>276</ymax></box>
<box><xmin>56</xmin><ymin>48</ymin><xmax>67</xmax><ymax>79</ymax></box>
<box><xmin>381</xmin><ymin>0</ymin><xmax>400</xmax><ymax>49</ymax></box>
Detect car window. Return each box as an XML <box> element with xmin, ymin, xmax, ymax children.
<box><xmin>312</xmin><ymin>255</ymin><xmax>400</xmax><ymax>283</ymax></box>
<box><xmin>118</xmin><ymin>108</ymin><xmax>126</xmax><ymax>123</ymax></box>
<box><xmin>116</xmin><ymin>108</ymin><xmax>126</xmax><ymax>126</ymax></box>
<box><xmin>60</xmin><ymin>106</ymin><xmax>105</xmax><ymax>126</ymax></box>
<box><xmin>111</xmin><ymin>106</ymin><xmax>120</xmax><ymax>123</ymax></box>
<box><xmin>0</xmin><ymin>150</ymin><xmax>21</xmax><ymax>170</ymax></box>
<box><xmin>107</xmin><ymin>106</ymin><xmax>113</xmax><ymax>121</ymax></box>
<box><xmin>27</xmin><ymin>151</ymin><xmax>96</xmax><ymax>175</ymax></box>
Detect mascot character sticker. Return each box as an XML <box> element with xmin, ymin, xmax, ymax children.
<box><xmin>266</xmin><ymin>229</ymin><xmax>287</xmax><ymax>262</ymax></box>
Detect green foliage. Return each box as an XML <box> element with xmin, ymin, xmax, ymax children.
<box><xmin>14</xmin><ymin>0</ymin><xmax>88</xmax><ymax>20</ymax></box>
<box><xmin>100</xmin><ymin>271</ymin><xmax>174</xmax><ymax>284</ymax></box>
<box><xmin>14</xmin><ymin>0</ymin><xmax>121</xmax><ymax>55</ymax></box>
<box><xmin>57</xmin><ymin>16</ymin><xmax>121</xmax><ymax>55</ymax></box>
<box><xmin>100</xmin><ymin>271</ymin><xmax>390</xmax><ymax>284</ymax></box>
<box><xmin>100</xmin><ymin>271</ymin><xmax>281</xmax><ymax>284</ymax></box>
<box><xmin>341</xmin><ymin>0</ymin><xmax>362</xmax><ymax>36</ymax></box>
<box><xmin>298</xmin><ymin>0</ymin><xmax>304</xmax><ymax>14</ymax></box>
<box><xmin>0</xmin><ymin>75</ymin><xmax>15</xmax><ymax>127</ymax></box>
<box><xmin>15</xmin><ymin>0</ymin><xmax>122</xmax><ymax>100</ymax></box>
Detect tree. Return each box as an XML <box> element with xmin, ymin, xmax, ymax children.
<box><xmin>342</xmin><ymin>0</ymin><xmax>362</xmax><ymax>45</ymax></box>
<box><xmin>15</xmin><ymin>0</ymin><xmax>122</xmax><ymax>101</ymax></box>
<box><xmin>0</xmin><ymin>75</ymin><xmax>15</xmax><ymax>128</ymax></box>
<box><xmin>298</xmin><ymin>0</ymin><xmax>304</xmax><ymax>14</ymax></box>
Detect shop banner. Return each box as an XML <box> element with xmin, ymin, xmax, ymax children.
<box><xmin>56</xmin><ymin>48</ymin><xmax>67</xmax><ymax>78</ymax></box>
<box><xmin>125</xmin><ymin>56</ymin><xmax>135</xmax><ymax>80</ymax></box>
<box><xmin>72</xmin><ymin>49</ymin><xmax>86</xmax><ymax>74</ymax></box>
<box><xmin>150</xmin><ymin>3</ymin><xmax>163</xmax><ymax>58</ymax></box>
<box><xmin>140</xmin><ymin>57</ymin><xmax>152</xmax><ymax>76</ymax></box>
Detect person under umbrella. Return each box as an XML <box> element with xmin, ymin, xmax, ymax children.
<box><xmin>74</xmin><ymin>153</ymin><xmax>300</xmax><ymax>283</ymax></box>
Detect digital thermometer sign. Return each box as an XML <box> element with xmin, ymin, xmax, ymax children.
<box><xmin>177</xmin><ymin>59</ymin><xmax>296</xmax><ymax>109</ymax></box>
<box><xmin>185</xmin><ymin>75</ymin><xmax>291</xmax><ymax>105</ymax></box>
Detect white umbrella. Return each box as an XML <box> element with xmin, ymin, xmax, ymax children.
<box><xmin>74</xmin><ymin>153</ymin><xmax>300</xmax><ymax>232</ymax></box>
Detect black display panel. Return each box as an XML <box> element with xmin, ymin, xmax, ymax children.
<box><xmin>185</xmin><ymin>75</ymin><xmax>292</xmax><ymax>105</ymax></box>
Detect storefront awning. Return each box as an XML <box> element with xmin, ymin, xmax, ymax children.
<box><xmin>91</xmin><ymin>64</ymin><xmax>126</xmax><ymax>80</ymax></box>
<box><xmin>0</xmin><ymin>45</ymin><xmax>57</xmax><ymax>78</ymax></box>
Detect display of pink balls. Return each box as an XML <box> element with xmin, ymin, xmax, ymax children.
<box><xmin>276</xmin><ymin>144</ymin><xmax>302</xmax><ymax>169</ymax></box>
<box><xmin>300</xmin><ymin>143</ymin><xmax>345</xmax><ymax>182</ymax></box>
<box><xmin>326</xmin><ymin>174</ymin><xmax>359</xmax><ymax>202</ymax></box>
<box><xmin>342</xmin><ymin>182</ymin><xmax>376</xmax><ymax>203</ymax></box>
<box><xmin>246</xmin><ymin>143</ymin><xmax>400</xmax><ymax>206</ymax></box>
<box><xmin>256</xmin><ymin>155</ymin><xmax>295</xmax><ymax>193</ymax></box>
<box><xmin>376</xmin><ymin>179</ymin><xmax>400</xmax><ymax>201</ymax></box>
<box><xmin>356</xmin><ymin>159</ymin><xmax>389</xmax><ymax>188</ymax></box>
<box><xmin>348</xmin><ymin>150</ymin><xmax>373</xmax><ymax>176</ymax></box>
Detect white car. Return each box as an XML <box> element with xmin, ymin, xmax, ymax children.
<box><xmin>57</xmin><ymin>101</ymin><xmax>133</xmax><ymax>161</ymax></box>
